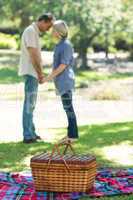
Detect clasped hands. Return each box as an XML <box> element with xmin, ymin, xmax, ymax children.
<box><xmin>38</xmin><ymin>75</ymin><xmax>48</xmax><ymax>84</ymax></box>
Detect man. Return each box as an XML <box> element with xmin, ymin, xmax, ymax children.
<box><xmin>19</xmin><ymin>13</ymin><xmax>54</xmax><ymax>143</ymax></box>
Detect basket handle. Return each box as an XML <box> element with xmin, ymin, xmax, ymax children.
<box><xmin>46</xmin><ymin>141</ymin><xmax>75</xmax><ymax>173</ymax></box>
<box><xmin>60</xmin><ymin>140</ymin><xmax>75</xmax><ymax>155</ymax></box>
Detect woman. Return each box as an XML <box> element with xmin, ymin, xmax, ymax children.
<box><xmin>43</xmin><ymin>20</ymin><xmax>79</xmax><ymax>143</ymax></box>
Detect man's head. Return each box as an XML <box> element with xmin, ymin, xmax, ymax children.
<box><xmin>37</xmin><ymin>13</ymin><xmax>55</xmax><ymax>32</ymax></box>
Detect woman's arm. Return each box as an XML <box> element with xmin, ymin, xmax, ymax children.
<box><xmin>44</xmin><ymin>63</ymin><xmax>67</xmax><ymax>82</ymax></box>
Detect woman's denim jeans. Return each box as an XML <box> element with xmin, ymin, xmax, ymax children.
<box><xmin>23</xmin><ymin>75</ymin><xmax>38</xmax><ymax>140</ymax></box>
<box><xmin>61</xmin><ymin>91</ymin><xmax>78</xmax><ymax>138</ymax></box>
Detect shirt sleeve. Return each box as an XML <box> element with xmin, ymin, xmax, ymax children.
<box><xmin>24</xmin><ymin>28</ymin><xmax>37</xmax><ymax>48</ymax></box>
<box><xmin>60</xmin><ymin>44</ymin><xmax>73</xmax><ymax>65</ymax></box>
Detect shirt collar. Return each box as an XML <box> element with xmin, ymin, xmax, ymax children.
<box><xmin>32</xmin><ymin>22</ymin><xmax>41</xmax><ymax>35</ymax></box>
<box><xmin>56</xmin><ymin>38</ymin><xmax>66</xmax><ymax>46</ymax></box>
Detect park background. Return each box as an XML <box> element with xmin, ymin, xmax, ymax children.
<box><xmin>0</xmin><ymin>1</ymin><xmax>133</xmax><ymax>199</ymax></box>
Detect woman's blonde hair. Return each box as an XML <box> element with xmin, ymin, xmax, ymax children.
<box><xmin>53</xmin><ymin>20</ymin><xmax>68</xmax><ymax>38</ymax></box>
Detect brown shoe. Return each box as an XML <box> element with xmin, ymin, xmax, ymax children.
<box><xmin>35</xmin><ymin>135</ymin><xmax>42</xmax><ymax>140</ymax></box>
<box><xmin>23</xmin><ymin>138</ymin><xmax>37</xmax><ymax>144</ymax></box>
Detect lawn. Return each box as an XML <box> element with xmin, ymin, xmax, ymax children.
<box><xmin>0</xmin><ymin>50</ymin><xmax>133</xmax><ymax>86</ymax></box>
<box><xmin>0</xmin><ymin>51</ymin><xmax>133</xmax><ymax>199</ymax></box>
<box><xmin>0</xmin><ymin>66</ymin><xmax>133</xmax><ymax>85</ymax></box>
<box><xmin>0</xmin><ymin>121</ymin><xmax>133</xmax><ymax>200</ymax></box>
<box><xmin>76</xmin><ymin>70</ymin><xmax>133</xmax><ymax>86</ymax></box>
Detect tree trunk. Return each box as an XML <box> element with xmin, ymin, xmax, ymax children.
<box><xmin>20</xmin><ymin>13</ymin><xmax>30</xmax><ymax>30</ymax></box>
<box><xmin>79</xmin><ymin>48</ymin><xmax>88</xmax><ymax>69</ymax></box>
<box><xmin>77</xmin><ymin>30</ymin><xmax>102</xmax><ymax>70</ymax></box>
<box><xmin>105</xmin><ymin>31</ymin><xmax>109</xmax><ymax>59</ymax></box>
<box><xmin>129</xmin><ymin>44</ymin><xmax>133</xmax><ymax>61</ymax></box>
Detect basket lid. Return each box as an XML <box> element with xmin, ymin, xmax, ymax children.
<box><xmin>31</xmin><ymin>152</ymin><xmax>96</xmax><ymax>165</ymax></box>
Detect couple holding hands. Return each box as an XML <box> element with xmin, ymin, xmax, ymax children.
<box><xmin>19</xmin><ymin>13</ymin><xmax>79</xmax><ymax>144</ymax></box>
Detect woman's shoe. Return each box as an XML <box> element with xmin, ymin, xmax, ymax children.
<box><xmin>59</xmin><ymin>136</ymin><xmax>78</xmax><ymax>144</ymax></box>
<box><xmin>23</xmin><ymin>138</ymin><xmax>37</xmax><ymax>144</ymax></box>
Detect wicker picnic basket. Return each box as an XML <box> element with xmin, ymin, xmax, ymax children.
<box><xmin>30</xmin><ymin>142</ymin><xmax>97</xmax><ymax>192</ymax></box>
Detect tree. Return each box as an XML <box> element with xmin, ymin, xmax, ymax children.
<box><xmin>0</xmin><ymin>0</ymin><xmax>132</xmax><ymax>63</ymax></box>
<box><xmin>121</xmin><ymin>0</ymin><xmax>133</xmax><ymax>59</ymax></box>
<box><xmin>48</xmin><ymin>0</ymin><xmax>123</xmax><ymax>68</ymax></box>
<box><xmin>67</xmin><ymin>0</ymin><xmax>123</xmax><ymax>67</ymax></box>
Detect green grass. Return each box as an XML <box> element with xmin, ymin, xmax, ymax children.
<box><xmin>81</xmin><ymin>196</ymin><xmax>133</xmax><ymax>200</ymax></box>
<box><xmin>0</xmin><ymin>52</ymin><xmax>22</xmax><ymax>84</ymax></box>
<box><xmin>0</xmin><ymin>50</ymin><xmax>133</xmax><ymax>85</ymax></box>
<box><xmin>0</xmin><ymin>53</ymin><xmax>133</xmax><ymax>85</ymax></box>
<box><xmin>0</xmin><ymin>68</ymin><xmax>23</xmax><ymax>83</ymax></box>
<box><xmin>1</xmin><ymin>65</ymin><xmax>133</xmax><ymax>86</ymax></box>
<box><xmin>0</xmin><ymin>121</ymin><xmax>133</xmax><ymax>200</ymax></box>
<box><xmin>76</xmin><ymin>70</ymin><xmax>133</xmax><ymax>87</ymax></box>
<box><xmin>0</xmin><ymin>121</ymin><xmax>133</xmax><ymax>171</ymax></box>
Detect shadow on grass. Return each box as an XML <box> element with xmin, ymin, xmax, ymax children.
<box><xmin>78</xmin><ymin>121</ymin><xmax>133</xmax><ymax>148</ymax></box>
<box><xmin>0</xmin><ymin>68</ymin><xmax>22</xmax><ymax>84</ymax></box>
<box><xmin>0</xmin><ymin>121</ymin><xmax>133</xmax><ymax>172</ymax></box>
<box><xmin>76</xmin><ymin>70</ymin><xmax>133</xmax><ymax>81</ymax></box>
<box><xmin>50</xmin><ymin>121</ymin><xmax>133</xmax><ymax>168</ymax></box>
<box><xmin>0</xmin><ymin>67</ymin><xmax>133</xmax><ymax>85</ymax></box>
<box><xmin>0</xmin><ymin>141</ymin><xmax>52</xmax><ymax>172</ymax></box>
<box><xmin>76</xmin><ymin>121</ymin><xmax>133</xmax><ymax>168</ymax></box>
<box><xmin>110</xmin><ymin>72</ymin><xmax>133</xmax><ymax>79</ymax></box>
<box><xmin>81</xmin><ymin>194</ymin><xmax>133</xmax><ymax>200</ymax></box>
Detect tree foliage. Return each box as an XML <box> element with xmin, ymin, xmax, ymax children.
<box><xmin>0</xmin><ymin>0</ymin><xmax>132</xmax><ymax>65</ymax></box>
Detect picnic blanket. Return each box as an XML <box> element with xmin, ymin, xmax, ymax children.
<box><xmin>0</xmin><ymin>168</ymin><xmax>133</xmax><ymax>199</ymax></box>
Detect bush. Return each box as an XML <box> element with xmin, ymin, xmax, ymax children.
<box><xmin>41</xmin><ymin>32</ymin><xmax>54</xmax><ymax>50</ymax></box>
<box><xmin>129</xmin><ymin>46</ymin><xmax>133</xmax><ymax>61</ymax></box>
<box><xmin>91</xmin><ymin>88</ymin><xmax>120</xmax><ymax>100</ymax></box>
<box><xmin>109</xmin><ymin>46</ymin><xmax>117</xmax><ymax>54</ymax></box>
<box><xmin>14</xmin><ymin>34</ymin><xmax>21</xmax><ymax>50</ymax></box>
<box><xmin>0</xmin><ymin>33</ymin><xmax>17</xmax><ymax>49</ymax></box>
<box><xmin>92</xmin><ymin>41</ymin><xmax>106</xmax><ymax>52</ymax></box>
<box><xmin>115</xmin><ymin>38</ymin><xmax>129</xmax><ymax>51</ymax></box>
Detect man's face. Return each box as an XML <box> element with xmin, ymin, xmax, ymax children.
<box><xmin>39</xmin><ymin>21</ymin><xmax>53</xmax><ymax>32</ymax></box>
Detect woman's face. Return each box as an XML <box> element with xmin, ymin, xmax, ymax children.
<box><xmin>52</xmin><ymin>29</ymin><xmax>60</xmax><ymax>39</ymax></box>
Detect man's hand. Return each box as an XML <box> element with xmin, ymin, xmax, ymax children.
<box><xmin>38</xmin><ymin>75</ymin><xmax>45</xmax><ymax>84</ymax></box>
<box><xmin>39</xmin><ymin>76</ymin><xmax>48</xmax><ymax>84</ymax></box>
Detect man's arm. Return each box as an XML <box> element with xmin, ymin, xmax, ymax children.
<box><xmin>28</xmin><ymin>47</ymin><xmax>44</xmax><ymax>82</ymax></box>
<box><xmin>44</xmin><ymin>64</ymin><xmax>67</xmax><ymax>82</ymax></box>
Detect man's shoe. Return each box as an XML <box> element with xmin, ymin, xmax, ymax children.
<box><xmin>35</xmin><ymin>135</ymin><xmax>42</xmax><ymax>140</ymax></box>
<box><xmin>23</xmin><ymin>138</ymin><xmax>37</xmax><ymax>144</ymax></box>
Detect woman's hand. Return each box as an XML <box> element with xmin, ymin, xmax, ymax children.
<box><xmin>41</xmin><ymin>77</ymin><xmax>48</xmax><ymax>84</ymax></box>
